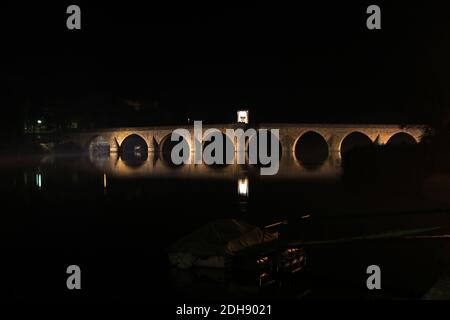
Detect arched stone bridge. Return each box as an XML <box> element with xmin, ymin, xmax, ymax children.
<box><xmin>63</xmin><ymin>123</ymin><xmax>428</xmax><ymax>161</ymax></box>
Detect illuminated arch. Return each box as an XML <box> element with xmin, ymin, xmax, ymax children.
<box><xmin>294</xmin><ymin>131</ymin><xmax>329</xmax><ymax>165</ymax></box>
<box><xmin>202</xmin><ymin>130</ymin><xmax>234</xmax><ymax>166</ymax></box>
<box><xmin>120</xmin><ymin>134</ymin><xmax>148</xmax><ymax>162</ymax></box>
<box><xmin>340</xmin><ymin>131</ymin><xmax>373</xmax><ymax>156</ymax></box>
<box><xmin>387</xmin><ymin>132</ymin><xmax>417</xmax><ymax>145</ymax></box>
<box><xmin>87</xmin><ymin>135</ymin><xmax>110</xmax><ymax>155</ymax></box>
<box><xmin>246</xmin><ymin>130</ymin><xmax>282</xmax><ymax>165</ymax></box>
<box><xmin>159</xmin><ymin>133</ymin><xmax>191</xmax><ymax>166</ymax></box>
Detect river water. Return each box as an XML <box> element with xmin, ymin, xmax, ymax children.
<box><xmin>1</xmin><ymin>152</ymin><xmax>450</xmax><ymax>299</ymax></box>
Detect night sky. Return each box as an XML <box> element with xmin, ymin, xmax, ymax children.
<box><xmin>3</xmin><ymin>1</ymin><xmax>450</xmax><ymax>133</ymax></box>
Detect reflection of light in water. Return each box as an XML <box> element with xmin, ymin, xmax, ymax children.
<box><xmin>90</xmin><ymin>153</ymin><xmax>342</xmax><ymax>179</ymax></box>
<box><xmin>259</xmin><ymin>272</ymin><xmax>272</xmax><ymax>287</ymax></box>
<box><xmin>36</xmin><ymin>173</ymin><xmax>42</xmax><ymax>189</ymax></box>
<box><xmin>238</xmin><ymin>177</ymin><xmax>249</xmax><ymax>212</ymax></box>
<box><xmin>103</xmin><ymin>173</ymin><xmax>107</xmax><ymax>189</ymax></box>
<box><xmin>238</xmin><ymin>178</ymin><xmax>249</xmax><ymax>197</ymax></box>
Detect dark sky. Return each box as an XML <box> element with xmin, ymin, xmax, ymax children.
<box><xmin>3</xmin><ymin>1</ymin><xmax>450</xmax><ymax>129</ymax></box>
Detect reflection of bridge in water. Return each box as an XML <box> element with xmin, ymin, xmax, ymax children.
<box><xmin>90</xmin><ymin>152</ymin><xmax>343</xmax><ymax>180</ymax></box>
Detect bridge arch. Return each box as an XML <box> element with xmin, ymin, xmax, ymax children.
<box><xmin>159</xmin><ymin>132</ymin><xmax>191</xmax><ymax>166</ymax></box>
<box><xmin>340</xmin><ymin>131</ymin><xmax>373</xmax><ymax>156</ymax></box>
<box><xmin>202</xmin><ymin>130</ymin><xmax>234</xmax><ymax>166</ymax></box>
<box><xmin>120</xmin><ymin>134</ymin><xmax>148</xmax><ymax>162</ymax></box>
<box><xmin>387</xmin><ymin>132</ymin><xmax>418</xmax><ymax>145</ymax></box>
<box><xmin>294</xmin><ymin>131</ymin><xmax>329</xmax><ymax>166</ymax></box>
<box><xmin>87</xmin><ymin>135</ymin><xmax>111</xmax><ymax>155</ymax></box>
<box><xmin>246</xmin><ymin>130</ymin><xmax>282</xmax><ymax>165</ymax></box>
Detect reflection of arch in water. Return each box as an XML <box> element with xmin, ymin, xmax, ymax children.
<box><xmin>91</xmin><ymin>150</ymin><xmax>343</xmax><ymax>180</ymax></box>
<box><xmin>202</xmin><ymin>130</ymin><xmax>234</xmax><ymax>166</ymax></box>
<box><xmin>246</xmin><ymin>130</ymin><xmax>282</xmax><ymax>166</ymax></box>
<box><xmin>340</xmin><ymin>131</ymin><xmax>373</xmax><ymax>157</ymax></box>
<box><xmin>120</xmin><ymin>134</ymin><xmax>148</xmax><ymax>165</ymax></box>
<box><xmin>294</xmin><ymin>131</ymin><xmax>328</xmax><ymax>169</ymax></box>
<box><xmin>89</xmin><ymin>151</ymin><xmax>118</xmax><ymax>170</ymax></box>
<box><xmin>159</xmin><ymin>133</ymin><xmax>191</xmax><ymax>167</ymax></box>
<box><xmin>387</xmin><ymin>132</ymin><xmax>417</xmax><ymax>145</ymax></box>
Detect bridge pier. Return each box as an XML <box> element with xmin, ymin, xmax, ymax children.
<box><xmin>148</xmin><ymin>137</ymin><xmax>158</xmax><ymax>153</ymax></box>
<box><xmin>324</xmin><ymin>134</ymin><xmax>342</xmax><ymax>166</ymax></box>
<box><xmin>328</xmin><ymin>151</ymin><xmax>342</xmax><ymax>167</ymax></box>
<box><xmin>110</xmin><ymin>146</ymin><xmax>119</xmax><ymax>153</ymax></box>
<box><xmin>279</xmin><ymin>134</ymin><xmax>294</xmax><ymax>154</ymax></box>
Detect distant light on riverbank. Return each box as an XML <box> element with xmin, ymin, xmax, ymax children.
<box><xmin>36</xmin><ymin>173</ymin><xmax>42</xmax><ymax>189</ymax></box>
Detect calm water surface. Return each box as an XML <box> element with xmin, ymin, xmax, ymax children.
<box><xmin>1</xmin><ymin>152</ymin><xmax>450</xmax><ymax>299</ymax></box>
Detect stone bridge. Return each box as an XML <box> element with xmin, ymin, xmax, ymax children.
<box><xmin>62</xmin><ymin>123</ymin><xmax>428</xmax><ymax>161</ymax></box>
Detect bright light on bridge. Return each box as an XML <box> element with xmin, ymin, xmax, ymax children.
<box><xmin>237</xmin><ymin>110</ymin><xmax>249</xmax><ymax>124</ymax></box>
